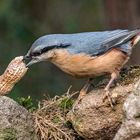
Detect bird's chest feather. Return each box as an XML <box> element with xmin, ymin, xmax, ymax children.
<box><xmin>51</xmin><ymin>49</ymin><xmax>128</xmax><ymax>78</ymax></box>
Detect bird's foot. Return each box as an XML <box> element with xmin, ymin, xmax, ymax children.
<box><xmin>72</xmin><ymin>91</ymin><xmax>86</xmax><ymax>113</ymax></box>
<box><xmin>103</xmin><ymin>90</ymin><xmax>115</xmax><ymax>110</ymax></box>
<box><xmin>72</xmin><ymin>79</ymin><xmax>92</xmax><ymax>112</ymax></box>
<box><xmin>78</xmin><ymin>90</ymin><xmax>87</xmax><ymax>100</ymax></box>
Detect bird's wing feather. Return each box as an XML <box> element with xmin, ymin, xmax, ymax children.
<box><xmin>102</xmin><ymin>29</ymin><xmax>140</xmax><ymax>48</ymax></box>
<box><xmin>66</xmin><ymin>29</ymin><xmax>140</xmax><ymax>56</ymax></box>
<box><xmin>29</xmin><ymin>29</ymin><xmax>140</xmax><ymax>57</ymax></box>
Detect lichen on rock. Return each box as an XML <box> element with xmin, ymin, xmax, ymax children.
<box><xmin>114</xmin><ymin>79</ymin><xmax>140</xmax><ymax>140</ymax></box>
<box><xmin>0</xmin><ymin>128</ymin><xmax>17</xmax><ymax>140</ymax></box>
<box><xmin>0</xmin><ymin>96</ymin><xmax>38</xmax><ymax>140</ymax></box>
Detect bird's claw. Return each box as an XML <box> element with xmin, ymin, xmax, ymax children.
<box><xmin>72</xmin><ymin>78</ymin><xmax>92</xmax><ymax>112</ymax></box>
<box><xmin>103</xmin><ymin>90</ymin><xmax>116</xmax><ymax>110</ymax></box>
<box><xmin>72</xmin><ymin>93</ymin><xmax>86</xmax><ymax>113</ymax></box>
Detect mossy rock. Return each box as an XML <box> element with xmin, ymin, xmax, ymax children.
<box><xmin>0</xmin><ymin>96</ymin><xmax>38</xmax><ymax>140</ymax></box>
<box><xmin>0</xmin><ymin>128</ymin><xmax>17</xmax><ymax>140</ymax></box>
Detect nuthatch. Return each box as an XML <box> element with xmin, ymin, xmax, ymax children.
<box><xmin>24</xmin><ymin>29</ymin><xmax>140</xmax><ymax>108</ymax></box>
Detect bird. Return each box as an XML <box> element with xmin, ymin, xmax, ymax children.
<box><xmin>24</xmin><ymin>29</ymin><xmax>140</xmax><ymax>109</ymax></box>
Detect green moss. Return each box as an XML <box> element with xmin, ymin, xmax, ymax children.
<box><xmin>0</xmin><ymin>128</ymin><xmax>17</xmax><ymax>140</ymax></box>
<box><xmin>52</xmin><ymin>116</ymin><xmax>61</xmax><ymax>123</ymax></box>
<box><xmin>65</xmin><ymin>121</ymin><xmax>73</xmax><ymax>128</ymax></box>
<box><xmin>120</xmin><ymin>66</ymin><xmax>140</xmax><ymax>85</ymax></box>
<box><xmin>17</xmin><ymin>96</ymin><xmax>36</xmax><ymax>112</ymax></box>
<box><xmin>74</xmin><ymin>117</ymin><xmax>83</xmax><ymax>127</ymax></box>
<box><xmin>58</xmin><ymin>97</ymin><xmax>74</xmax><ymax>111</ymax></box>
<box><xmin>94</xmin><ymin>66</ymin><xmax>140</xmax><ymax>88</ymax></box>
<box><xmin>34</xmin><ymin>94</ymin><xmax>78</xmax><ymax>139</ymax></box>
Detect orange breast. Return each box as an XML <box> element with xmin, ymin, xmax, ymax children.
<box><xmin>51</xmin><ymin>49</ymin><xmax>128</xmax><ymax>78</ymax></box>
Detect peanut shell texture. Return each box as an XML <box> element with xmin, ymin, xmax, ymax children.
<box><xmin>0</xmin><ymin>56</ymin><xmax>28</xmax><ymax>95</ymax></box>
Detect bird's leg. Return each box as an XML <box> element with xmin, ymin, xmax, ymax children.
<box><xmin>72</xmin><ymin>78</ymin><xmax>92</xmax><ymax>112</ymax></box>
<box><xmin>78</xmin><ymin>78</ymin><xmax>92</xmax><ymax>101</ymax></box>
<box><xmin>103</xmin><ymin>72</ymin><xmax>119</xmax><ymax>108</ymax></box>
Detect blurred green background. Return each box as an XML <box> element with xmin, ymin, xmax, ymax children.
<box><xmin>0</xmin><ymin>0</ymin><xmax>140</xmax><ymax>103</ymax></box>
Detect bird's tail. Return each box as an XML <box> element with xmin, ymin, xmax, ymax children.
<box><xmin>131</xmin><ymin>32</ymin><xmax>140</xmax><ymax>46</ymax></box>
<box><xmin>102</xmin><ymin>29</ymin><xmax>140</xmax><ymax>49</ymax></box>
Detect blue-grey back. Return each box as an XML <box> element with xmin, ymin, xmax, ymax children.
<box><xmin>31</xmin><ymin>29</ymin><xmax>140</xmax><ymax>56</ymax></box>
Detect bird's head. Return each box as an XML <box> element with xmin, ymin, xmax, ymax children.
<box><xmin>24</xmin><ymin>45</ymin><xmax>55</xmax><ymax>67</ymax></box>
<box><xmin>24</xmin><ymin>35</ymin><xmax>70</xmax><ymax>67</ymax></box>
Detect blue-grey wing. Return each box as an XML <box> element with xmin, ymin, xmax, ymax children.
<box><xmin>66</xmin><ymin>29</ymin><xmax>140</xmax><ymax>56</ymax></box>
<box><xmin>31</xmin><ymin>29</ymin><xmax>140</xmax><ymax>57</ymax></box>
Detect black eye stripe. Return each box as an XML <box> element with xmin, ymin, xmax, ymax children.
<box><xmin>32</xmin><ymin>43</ymin><xmax>71</xmax><ymax>56</ymax></box>
<box><xmin>32</xmin><ymin>51</ymin><xmax>41</xmax><ymax>56</ymax></box>
<box><xmin>41</xmin><ymin>45</ymin><xmax>57</xmax><ymax>53</ymax></box>
<box><xmin>41</xmin><ymin>43</ymin><xmax>71</xmax><ymax>53</ymax></box>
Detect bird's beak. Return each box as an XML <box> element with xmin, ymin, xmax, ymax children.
<box><xmin>23</xmin><ymin>55</ymin><xmax>38</xmax><ymax>67</ymax></box>
<box><xmin>26</xmin><ymin>59</ymin><xmax>38</xmax><ymax>67</ymax></box>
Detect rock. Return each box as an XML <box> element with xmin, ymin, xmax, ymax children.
<box><xmin>67</xmin><ymin>82</ymin><xmax>135</xmax><ymax>140</ymax></box>
<box><xmin>0</xmin><ymin>96</ymin><xmax>38</xmax><ymax>140</ymax></box>
<box><xmin>114</xmin><ymin>80</ymin><xmax>140</xmax><ymax>140</ymax></box>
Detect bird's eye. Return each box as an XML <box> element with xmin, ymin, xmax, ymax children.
<box><xmin>32</xmin><ymin>51</ymin><xmax>41</xmax><ymax>56</ymax></box>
